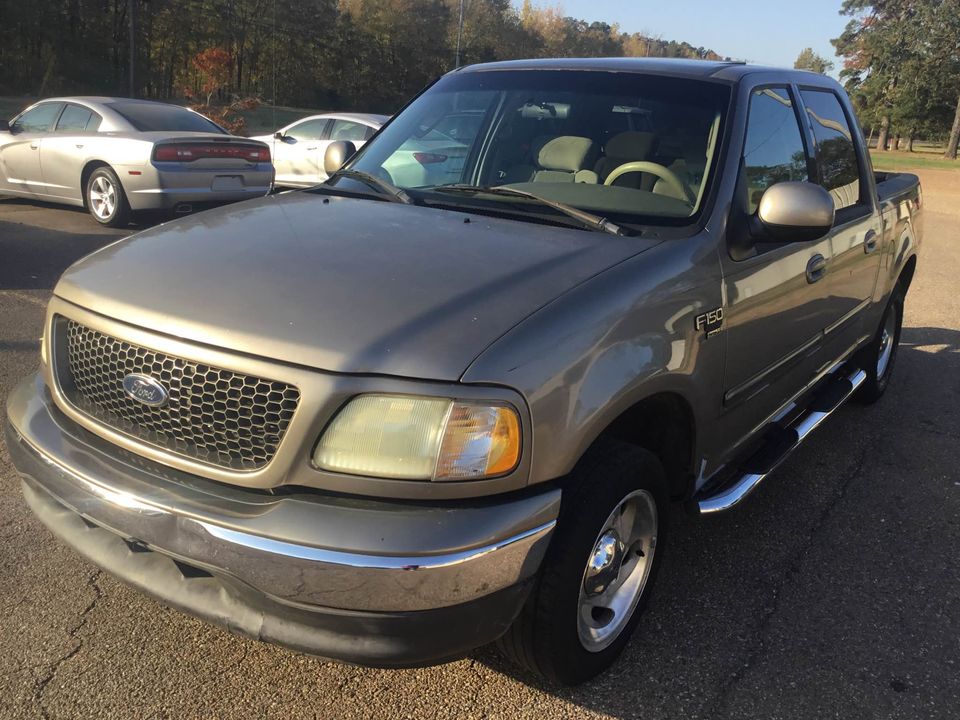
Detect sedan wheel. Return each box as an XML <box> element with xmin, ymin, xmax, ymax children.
<box><xmin>89</xmin><ymin>176</ymin><xmax>117</xmax><ymax>220</ymax></box>
<box><xmin>85</xmin><ymin>167</ymin><xmax>131</xmax><ymax>227</ymax></box>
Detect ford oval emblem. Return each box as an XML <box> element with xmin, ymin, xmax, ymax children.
<box><xmin>122</xmin><ymin>373</ymin><xmax>169</xmax><ymax>407</ymax></box>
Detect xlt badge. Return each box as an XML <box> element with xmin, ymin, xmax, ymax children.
<box><xmin>695</xmin><ymin>307</ymin><xmax>724</xmax><ymax>337</ymax></box>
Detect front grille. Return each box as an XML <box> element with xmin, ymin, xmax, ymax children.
<box><xmin>57</xmin><ymin>319</ymin><xmax>300</xmax><ymax>471</ymax></box>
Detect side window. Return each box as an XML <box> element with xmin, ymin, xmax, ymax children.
<box><xmin>799</xmin><ymin>89</ymin><xmax>861</xmax><ymax>211</ymax></box>
<box><xmin>329</xmin><ymin>119</ymin><xmax>369</xmax><ymax>142</ymax></box>
<box><xmin>56</xmin><ymin>105</ymin><xmax>96</xmax><ymax>132</ymax></box>
<box><xmin>285</xmin><ymin>119</ymin><xmax>328</xmax><ymax>142</ymax></box>
<box><xmin>11</xmin><ymin>103</ymin><xmax>64</xmax><ymax>134</ymax></box>
<box><xmin>741</xmin><ymin>87</ymin><xmax>809</xmax><ymax>213</ymax></box>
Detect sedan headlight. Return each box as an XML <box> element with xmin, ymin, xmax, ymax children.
<box><xmin>314</xmin><ymin>394</ymin><xmax>521</xmax><ymax>481</ymax></box>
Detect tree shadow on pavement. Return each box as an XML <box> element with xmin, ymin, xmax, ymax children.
<box><xmin>0</xmin><ymin>208</ymin><xmax>135</xmax><ymax>291</ymax></box>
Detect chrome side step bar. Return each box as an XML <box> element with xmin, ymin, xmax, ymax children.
<box><xmin>693</xmin><ymin>367</ymin><xmax>867</xmax><ymax>515</ymax></box>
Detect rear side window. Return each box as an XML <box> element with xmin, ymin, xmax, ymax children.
<box><xmin>799</xmin><ymin>89</ymin><xmax>861</xmax><ymax>211</ymax></box>
<box><xmin>111</xmin><ymin>102</ymin><xmax>225</xmax><ymax>133</ymax></box>
<box><xmin>11</xmin><ymin>103</ymin><xmax>64</xmax><ymax>133</ymax></box>
<box><xmin>329</xmin><ymin>119</ymin><xmax>369</xmax><ymax>142</ymax></box>
<box><xmin>56</xmin><ymin>105</ymin><xmax>102</xmax><ymax>132</ymax></box>
<box><xmin>741</xmin><ymin>88</ymin><xmax>809</xmax><ymax>213</ymax></box>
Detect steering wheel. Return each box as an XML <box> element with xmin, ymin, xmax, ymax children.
<box><xmin>604</xmin><ymin>161</ymin><xmax>694</xmax><ymax>203</ymax></box>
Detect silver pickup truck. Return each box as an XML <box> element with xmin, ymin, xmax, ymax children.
<box><xmin>5</xmin><ymin>59</ymin><xmax>922</xmax><ymax>685</ymax></box>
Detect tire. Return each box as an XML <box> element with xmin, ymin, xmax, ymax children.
<box><xmin>85</xmin><ymin>166</ymin><xmax>131</xmax><ymax>228</ymax></box>
<box><xmin>497</xmin><ymin>438</ymin><xmax>668</xmax><ymax>685</ymax></box>
<box><xmin>854</xmin><ymin>285</ymin><xmax>904</xmax><ymax>404</ymax></box>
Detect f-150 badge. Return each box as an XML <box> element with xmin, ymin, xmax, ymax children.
<box><xmin>695</xmin><ymin>307</ymin><xmax>724</xmax><ymax>336</ymax></box>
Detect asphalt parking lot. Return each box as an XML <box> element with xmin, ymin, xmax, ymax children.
<box><xmin>1</xmin><ymin>176</ymin><xmax>958</xmax><ymax>719</ymax></box>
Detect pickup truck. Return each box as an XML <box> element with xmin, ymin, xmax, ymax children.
<box><xmin>5</xmin><ymin>58</ymin><xmax>922</xmax><ymax>685</ymax></box>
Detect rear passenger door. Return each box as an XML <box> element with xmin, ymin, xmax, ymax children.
<box><xmin>797</xmin><ymin>88</ymin><xmax>882</xmax><ymax>354</ymax></box>
<box><xmin>42</xmin><ymin>103</ymin><xmax>104</xmax><ymax>201</ymax></box>
<box><xmin>719</xmin><ymin>86</ymin><xmax>837</xmax><ymax>452</ymax></box>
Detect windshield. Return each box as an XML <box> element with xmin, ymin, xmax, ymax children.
<box><xmin>347</xmin><ymin>69</ymin><xmax>730</xmax><ymax>225</ymax></box>
<box><xmin>110</xmin><ymin>102</ymin><xmax>226</xmax><ymax>133</ymax></box>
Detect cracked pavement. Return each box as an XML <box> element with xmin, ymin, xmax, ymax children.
<box><xmin>1</xmin><ymin>173</ymin><xmax>958</xmax><ymax>719</ymax></box>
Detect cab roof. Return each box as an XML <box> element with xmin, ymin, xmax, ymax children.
<box><xmin>456</xmin><ymin>57</ymin><xmax>832</xmax><ymax>84</ymax></box>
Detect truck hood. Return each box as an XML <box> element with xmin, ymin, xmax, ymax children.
<box><xmin>55</xmin><ymin>191</ymin><xmax>659</xmax><ymax>380</ymax></box>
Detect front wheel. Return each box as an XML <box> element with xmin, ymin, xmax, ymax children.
<box><xmin>855</xmin><ymin>286</ymin><xmax>904</xmax><ymax>404</ymax></box>
<box><xmin>86</xmin><ymin>166</ymin><xmax>131</xmax><ymax>228</ymax></box>
<box><xmin>497</xmin><ymin>439</ymin><xmax>668</xmax><ymax>685</ymax></box>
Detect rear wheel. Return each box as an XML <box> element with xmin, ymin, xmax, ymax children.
<box><xmin>86</xmin><ymin>166</ymin><xmax>131</xmax><ymax>228</ymax></box>
<box><xmin>497</xmin><ymin>439</ymin><xmax>668</xmax><ymax>685</ymax></box>
<box><xmin>855</xmin><ymin>286</ymin><xmax>904</xmax><ymax>404</ymax></box>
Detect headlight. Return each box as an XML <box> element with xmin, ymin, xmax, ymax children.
<box><xmin>314</xmin><ymin>394</ymin><xmax>521</xmax><ymax>481</ymax></box>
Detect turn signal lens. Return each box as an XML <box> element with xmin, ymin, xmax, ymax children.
<box><xmin>435</xmin><ymin>404</ymin><xmax>521</xmax><ymax>481</ymax></box>
<box><xmin>313</xmin><ymin>395</ymin><xmax>521</xmax><ymax>481</ymax></box>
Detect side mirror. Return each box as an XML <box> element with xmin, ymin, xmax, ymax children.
<box><xmin>274</xmin><ymin>131</ymin><xmax>284</xmax><ymax>140</ymax></box>
<box><xmin>324</xmin><ymin>140</ymin><xmax>357</xmax><ymax>176</ymax></box>
<box><xmin>753</xmin><ymin>182</ymin><xmax>835</xmax><ymax>242</ymax></box>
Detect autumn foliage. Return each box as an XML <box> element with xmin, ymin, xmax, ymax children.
<box><xmin>181</xmin><ymin>47</ymin><xmax>259</xmax><ymax>134</ymax></box>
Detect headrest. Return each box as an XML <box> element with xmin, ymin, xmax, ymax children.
<box><xmin>605</xmin><ymin>131</ymin><xmax>656</xmax><ymax>159</ymax></box>
<box><xmin>537</xmin><ymin>136</ymin><xmax>598</xmax><ymax>172</ymax></box>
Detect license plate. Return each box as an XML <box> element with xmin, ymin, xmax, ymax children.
<box><xmin>211</xmin><ymin>176</ymin><xmax>244</xmax><ymax>192</ymax></box>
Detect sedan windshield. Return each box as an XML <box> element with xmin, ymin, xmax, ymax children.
<box><xmin>110</xmin><ymin>101</ymin><xmax>226</xmax><ymax>133</ymax></box>
<box><xmin>347</xmin><ymin>69</ymin><xmax>730</xmax><ymax>226</ymax></box>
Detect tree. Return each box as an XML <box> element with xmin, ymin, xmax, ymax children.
<box><xmin>190</xmin><ymin>47</ymin><xmax>233</xmax><ymax>106</ymax></box>
<box><xmin>833</xmin><ymin>1</ymin><xmax>960</xmax><ymax>157</ymax></box>
<box><xmin>794</xmin><ymin>47</ymin><xmax>834</xmax><ymax>74</ymax></box>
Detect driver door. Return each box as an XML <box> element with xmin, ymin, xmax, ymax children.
<box><xmin>273</xmin><ymin>118</ymin><xmax>330</xmax><ymax>186</ymax></box>
<box><xmin>0</xmin><ymin>102</ymin><xmax>64</xmax><ymax>197</ymax></box>
<box><xmin>718</xmin><ymin>85</ymin><xmax>837</xmax><ymax>456</ymax></box>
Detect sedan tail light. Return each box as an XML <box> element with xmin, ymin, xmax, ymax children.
<box><xmin>153</xmin><ymin>143</ymin><xmax>270</xmax><ymax>163</ymax></box>
<box><xmin>413</xmin><ymin>152</ymin><xmax>448</xmax><ymax>165</ymax></box>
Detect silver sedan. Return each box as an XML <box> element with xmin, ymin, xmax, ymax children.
<box><xmin>0</xmin><ymin>97</ymin><xmax>274</xmax><ymax>226</ymax></box>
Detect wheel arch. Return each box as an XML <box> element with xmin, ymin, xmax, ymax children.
<box><xmin>586</xmin><ymin>391</ymin><xmax>697</xmax><ymax>500</ymax></box>
<box><xmin>897</xmin><ymin>253</ymin><xmax>917</xmax><ymax>294</ymax></box>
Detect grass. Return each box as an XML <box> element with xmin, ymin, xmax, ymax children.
<box><xmin>0</xmin><ymin>96</ymin><xmax>33</xmax><ymax>120</ymax></box>
<box><xmin>236</xmin><ymin>104</ymin><xmax>324</xmax><ymax>135</ymax></box>
<box><xmin>870</xmin><ymin>149</ymin><xmax>960</xmax><ymax>172</ymax></box>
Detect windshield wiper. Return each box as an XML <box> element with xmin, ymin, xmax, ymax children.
<box><xmin>328</xmin><ymin>169</ymin><xmax>414</xmax><ymax>204</ymax></box>
<box><xmin>430</xmin><ymin>184</ymin><xmax>625</xmax><ymax>236</ymax></box>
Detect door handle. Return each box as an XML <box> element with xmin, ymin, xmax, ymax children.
<box><xmin>29</xmin><ymin>142</ymin><xmax>39</xmax><ymax>150</ymax></box>
<box><xmin>864</xmin><ymin>229</ymin><xmax>878</xmax><ymax>254</ymax></box>
<box><xmin>806</xmin><ymin>254</ymin><xmax>827</xmax><ymax>284</ymax></box>
<box><xmin>306</xmin><ymin>146</ymin><xmax>318</xmax><ymax>150</ymax></box>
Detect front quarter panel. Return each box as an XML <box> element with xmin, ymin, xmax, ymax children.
<box><xmin>461</xmin><ymin>233</ymin><xmax>725</xmax><ymax>487</ymax></box>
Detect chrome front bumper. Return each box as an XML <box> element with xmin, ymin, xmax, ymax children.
<box><xmin>6</xmin><ymin>373</ymin><xmax>557</xmax><ymax>620</ymax></box>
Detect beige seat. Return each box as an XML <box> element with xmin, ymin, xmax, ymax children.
<box><xmin>530</xmin><ymin>136</ymin><xmax>599</xmax><ymax>184</ymax></box>
<box><xmin>595</xmin><ymin>132</ymin><xmax>657</xmax><ymax>186</ymax></box>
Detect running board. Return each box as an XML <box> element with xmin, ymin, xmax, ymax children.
<box><xmin>692</xmin><ymin>367</ymin><xmax>867</xmax><ymax>515</ymax></box>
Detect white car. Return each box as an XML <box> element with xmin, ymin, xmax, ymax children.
<box><xmin>250</xmin><ymin>113</ymin><xmax>387</xmax><ymax>187</ymax></box>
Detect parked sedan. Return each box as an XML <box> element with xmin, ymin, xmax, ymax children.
<box><xmin>0</xmin><ymin>97</ymin><xmax>274</xmax><ymax>226</ymax></box>
<box><xmin>249</xmin><ymin>113</ymin><xmax>387</xmax><ymax>187</ymax></box>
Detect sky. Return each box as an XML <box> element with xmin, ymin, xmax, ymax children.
<box><xmin>511</xmin><ymin>0</ymin><xmax>851</xmax><ymax>76</ymax></box>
